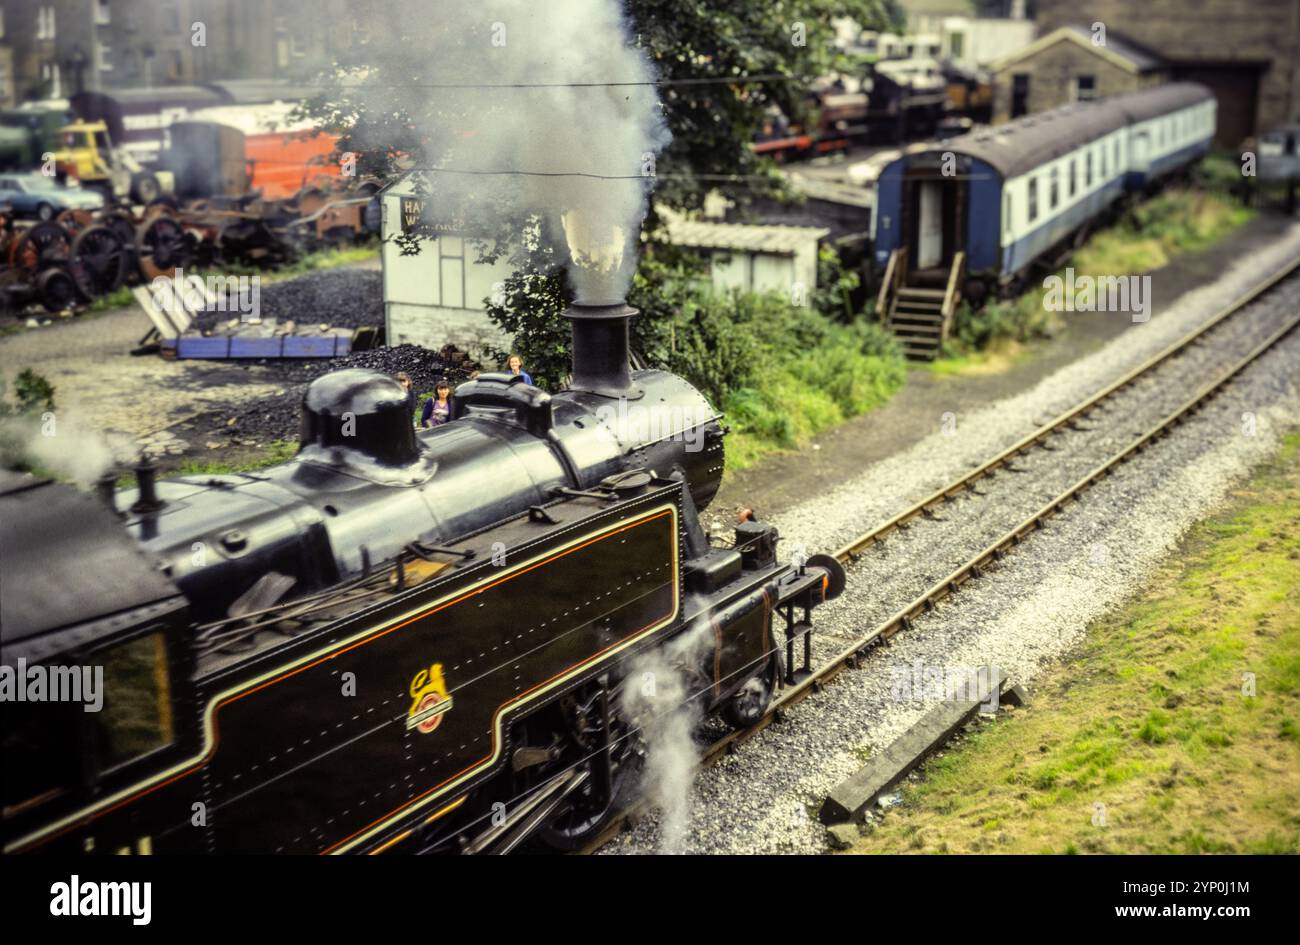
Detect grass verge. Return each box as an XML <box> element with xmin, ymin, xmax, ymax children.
<box><xmin>848</xmin><ymin>428</ymin><xmax>1300</xmax><ymax>854</ymax></box>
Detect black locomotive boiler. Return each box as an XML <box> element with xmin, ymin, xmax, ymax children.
<box><xmin>0</xmin><ymin>300</ymin><xmax>844</xmax><ymax>854</ymax></box>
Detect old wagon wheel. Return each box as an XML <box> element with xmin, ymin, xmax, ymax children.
<box><xmin>70</xmin><ymin>224</ymin><xmax>129</xmax><ymax>299</ymax></box>
<box><xmin>136</xmin><ymin>215</ymin><xmax>192</xmax><ymax>281</ymax></box>
<box><xmin>105</xmin><ymin>209</ymin><xmax>139</xmax><ymax>246</ymax></box>
<box><xmin>36</xmin><ymin>268</ymin><xmax>79</xmax><ymax>312</ymax></box>
<box><xmin>8</xmin><ymin>222</ymin><xmax>73</xmax><ymax>275</ymax></box>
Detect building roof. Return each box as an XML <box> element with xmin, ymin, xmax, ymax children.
<box><xmin>661</xmin><ymin>214</ymin><xmax>830</xmax><ymax>255</ymax></box>
<box><xmin>992</xmin><ymin>24</ymin><xmax>1168</xmax><ymax>74</ymax></box>
<box><xmin>898</xmin><ymin>82</ymin><xmax>1211</xmax><ymax>179</ymax></box>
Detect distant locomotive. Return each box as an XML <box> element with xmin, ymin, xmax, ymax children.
<box><xmin>873</xmin><ymin>83</ymin><xmax>1216</xmax><ymax>295</ymax></box>
<box><xmin>0</xmin><ymin>299</ymin><xmax>843</xmax><ymax>855</ymax></box>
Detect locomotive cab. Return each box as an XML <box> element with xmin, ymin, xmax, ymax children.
<box><xmin>0</xmin><ymin>471</ymin><xmax>194</xmax><ymax>853</ymax></box>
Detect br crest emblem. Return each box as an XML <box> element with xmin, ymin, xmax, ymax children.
<box><xmin>407</xmin><ymin>662</ymin><xmax>453</xmax><ymax>734</ymax></box>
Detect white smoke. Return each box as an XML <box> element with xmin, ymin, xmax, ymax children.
<box><xmin>338</xmin><ymin>0</ymin><xmax>670</xmax><ymax>300</ymax></box>
<box><xmin>0</xmin><ymin>411</ymin><xmax>116</xmax><ymax>489</ymax></box>
<box><xmin>620</xmin><ymin>617</ymin><xmax>714</xmax><ymax>853</ymax></box>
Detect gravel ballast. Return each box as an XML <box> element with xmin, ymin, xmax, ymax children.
<box><xmin>605</xmin><ymin>223</ymin><xmax>1300</xmax><ymax>854</ymax></box>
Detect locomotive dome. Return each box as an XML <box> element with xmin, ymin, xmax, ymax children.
<box><xmin>301</xmin><ymin>368</ymin><xmax>418</xmax><ymax>466</ymax></box>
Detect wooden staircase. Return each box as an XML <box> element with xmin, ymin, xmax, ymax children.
<box><xmin>877</xmin><ymin>249</ymin><xmax>966</xmax><ymax>361</ymax></box>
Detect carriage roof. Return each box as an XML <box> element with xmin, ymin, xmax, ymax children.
<box><xmin>896</xmin><ymin>82</ymin><xmax>1213</xmax><ymax>180</ymax></box>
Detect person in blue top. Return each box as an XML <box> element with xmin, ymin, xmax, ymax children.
<box><xmin>420</xmin><ymin>378</ymin><xmax>454</xmax><ymax>428</ymax></box>
<box><xmin>507</xmin><ymin>353</ymin><xmax>533</xmax><ymax>386</ymax></box>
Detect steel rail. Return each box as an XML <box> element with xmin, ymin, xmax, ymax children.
<box><xmin>580</xmin><ymin>263</ymin><xmax>1300</xmax><ymax>854</ymax></box>
<box><xmin>831</xmin><ymin>256</ymin><xmax>1300</xmax><ymax>563</ymax></box>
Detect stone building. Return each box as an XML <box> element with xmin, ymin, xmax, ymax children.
<box><xmin>1034</xmin><ymin>0</ymin><xmax>1300</xmax><ymax>146</ymax></box>
<box><xmin>991</xmin><ymin>25</ymin><xmax>1168</xmax><ymax>124</ymax></box>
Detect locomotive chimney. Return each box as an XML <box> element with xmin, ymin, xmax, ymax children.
<box><xmin>565</xmin><ymin>300</ymin><xmax>642</xmax><ymax>399</ymax></box>
<box><xmin>129</xmin><ymin>456</ymin><xmax>165</xmax><ymax>514</ymax></box>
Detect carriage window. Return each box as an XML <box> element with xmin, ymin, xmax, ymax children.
<box><xmin>89</xmin><ymin>631</ymin><xmax>175</xmax><ymax>772</ymax></box>
<box><xmin>1049</xmin><ymin>167</ymin><xmax>1059</xmax><ymax>209</ymax></box>
<box><xmin>1085</xmin><ymin>152</ymin><xmax>1093</xmax><ymax>187</ymax></box>
<box><xmin>1027</xmin><ymin>177</ymin><xmax>1038</xmax><ymax>222</ymax></box>
<box><xmin>1004</xmin><ymin>192</ymin><xmax>1012</xmax><ymax>236</ymax></box>
<box><xmin>1069</xmin><ymin>159</ymin><xmax>1077</xmax><ymax>196</ymax></box>
<box><xmin>1100</xmin><ymin>144</ymin><xmax>1107</xmax><ymax>178</ymax></box>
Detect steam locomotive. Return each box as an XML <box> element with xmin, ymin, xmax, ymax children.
<box><xmin>0</xmin><ymin>300</ymin><xmax>844</xmax><ymax>854</ymax></box>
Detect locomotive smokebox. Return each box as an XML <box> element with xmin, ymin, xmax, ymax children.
<box><xmin>301</xmin><ymin>369</ymin><xmax>419</xmax><ymax>466</ymax></box>
<box><xmin>566</xmin><ymin>300</ymin><xmax>643</xmax><ymax>400</ymax></box>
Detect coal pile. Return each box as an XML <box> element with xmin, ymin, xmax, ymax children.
<box><xmin>208</xmin><ymin>343</ymin><xmax>481</xmax><ymax>444</ymax></box>
<box><xmin>193</xmin><ymin>268</ymin><xmax>383</xmax><ymax>334</ymax></box>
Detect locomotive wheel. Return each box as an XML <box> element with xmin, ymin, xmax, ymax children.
<box><xmin>721</xmin><ymin>654</ymin><xmax>779</xmax><ymax>730</ymax></box>
<box><xmin>136</xmin><ymin>215</ymin><xmax>192</xmax><ymax>281</ymax></box>
<box><xmin>9</xmin><ymin>222</ymin><xmax>72</xmax><ymax>274</ymax></box>
<box><xmin>36</xmin><ymin>268</ymin><xmax>78</xmax><ymax>312</ymax></box>
<box><xmin>537</xmin><ymin>688</ymin><xmax>643</xmax><ymax>851</ymax></box>
<box><xmin>70</xmin><ymin>224</ymin><xmax>129</xmax><ymax>298</ymax></box>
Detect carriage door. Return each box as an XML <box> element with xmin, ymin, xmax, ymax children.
<box><xmin>1131</xmin><ymin>131</ymin><xmax>1150</xmax><ymax>174</ymax></box>
<box><xmin>917</xmin><ymin>180</ymin><xmax>943</xmax><ymax>270</ymax></box>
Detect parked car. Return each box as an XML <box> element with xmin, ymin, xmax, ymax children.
<box><xmin>0</xmin><ymin>173</ymin><xmax>104</xmax><ymax>220</ymax></box>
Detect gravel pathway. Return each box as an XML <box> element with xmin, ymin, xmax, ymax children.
<box><xmin>606</xmin><ymin>224</ymin><xmax>1300</xmax><ymax>854</ymax></box>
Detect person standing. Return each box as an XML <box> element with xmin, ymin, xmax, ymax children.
<box><xmin>396</xmin><ymin>372</ymin><xmax>417</xmax><ymax>423</ymax></box>
<box><xmin>420</xmin><ymin>378</ymin><xmax>454</xmax><ymax>428</ymax></box>
<box><xmin>507</xmin><ymin>354</ymin><xmax>533</xmax><ymax>385</ymax></box>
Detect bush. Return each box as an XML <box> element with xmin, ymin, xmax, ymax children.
<box><xmin>484</xmin><ymin>241</ymin><xmax>906</xmax><ymax>470</ymax></box>
<box><xmin>0</xmin><ymin>370</ymin><xmax>56</xmax><ymax>417</ymax></box>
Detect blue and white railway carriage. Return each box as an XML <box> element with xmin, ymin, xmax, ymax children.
<box><xmin>873</xmin><ymin>83</ymin><xmax>1215</xmax><ymax>289</ymax></box>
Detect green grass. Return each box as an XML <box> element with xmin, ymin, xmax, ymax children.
<box><xmin>212</xmin><ymin>241</ymin><xmax>378</xmax><ymax>280</ymax></box>
<box><xmin>848</xmin><ymin>429</ymin><xmax>1300</xmax><ymax>855</ymax></box>
<box><xmin>174</xmin><ymin>439</ymin><xmax>300</xmax><ymax>476</ymax></box>
<box><xmin>718</xmin><ymin>320</ymin><xmax>906</xmax><ymax>471</ymax></box>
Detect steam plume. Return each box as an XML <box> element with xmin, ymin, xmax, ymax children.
<box><xmin>620</xmin><ymin>618</ymin><xmax>713</xmax><ymax>853</ymax></box>
<box><xmin>342</xmin><ymin>0</ymin><xmax>670</xmax><ymax>300</ymax></box>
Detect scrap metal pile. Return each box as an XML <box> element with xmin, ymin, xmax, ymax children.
<box><xmin>0</xmin><ymin>181</ymin><xmax>376</xmax><ymax>315</ymax></box>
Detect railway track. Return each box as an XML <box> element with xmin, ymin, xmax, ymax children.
<box><xmin>582</xmin><ymin>256</ymin><xmax>1300</xmax><ymax>854</ymax></box>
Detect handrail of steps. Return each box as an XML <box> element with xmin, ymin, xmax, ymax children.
<box><xmin>940</xmin><ymin>250</ymin><xmax>966</xmax><ymax>345</ymax></box>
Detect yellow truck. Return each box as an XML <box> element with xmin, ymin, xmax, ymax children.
<box><xmin>53</xmin><ymin>120</ymin><xmax>173</xmax><ymax>204</ymax></box>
